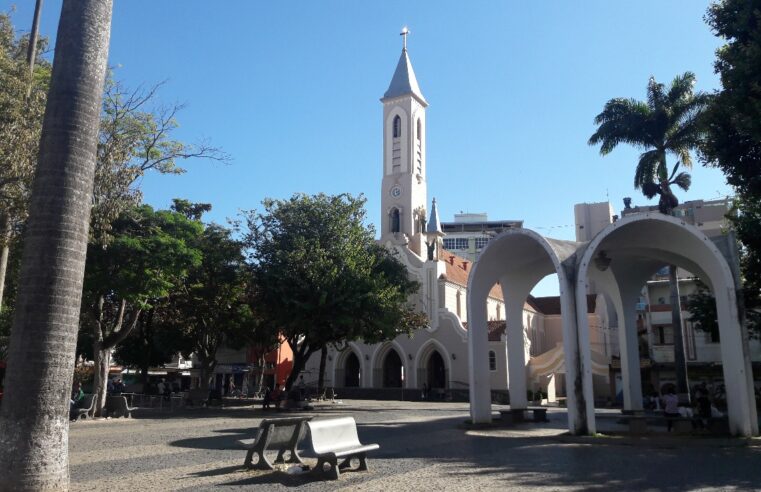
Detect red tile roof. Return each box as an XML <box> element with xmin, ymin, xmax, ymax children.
<box><xmin>531</xmin><ymin>295</ymin><xmax>597</xmax><ymax>315</ymax></box>
<box><xmin>439</xmin><ymin>250</ymin><xmax>503</xmax><ymax>300</ymax></box>
<box><xmin>462</xmin><ymin>320</ymin><xmax>507</xmax><ymax>341</ymax></box>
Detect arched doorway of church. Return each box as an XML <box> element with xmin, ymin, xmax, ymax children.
<box><xmin>344</xmin><ymin>352</ymin><xmax>360</xmax><ymax>387</ymax></box>
<box><xmin>427</xmin><ymin>351</ymin><xmax>446</xmax><ymax>389</ymax></box>
<box><xmin>382</xmin><ymin>350</ymin><xmax>403</xmax><ymax>388</ymax></box>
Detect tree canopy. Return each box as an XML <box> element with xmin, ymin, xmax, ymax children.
<box><xmin>589</xmin><ymin>72</ymin><xmax>709</xmax><ymax>213</ymax></box>
<box><xmin>241</xmin><ymin>193</ymin><xmax>426</xmax><ymax>389</ymax></box>
<box><xmin>701</xmin><ymin>0</ymin><xmax>761</xmax><ymax>334</ymax></box>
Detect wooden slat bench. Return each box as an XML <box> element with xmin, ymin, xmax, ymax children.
<box><xmin>307</xmin><ymin>416</ymin><xmax>379</xmax><ymax>480</ymax></box>
<box><xmin>238</xmin><ymin>416</ymin><xmax>312</xmax><ymax>470</ymax></box>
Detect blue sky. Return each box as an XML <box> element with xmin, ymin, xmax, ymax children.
<box><xmin>7</xmin><ymin>1</ymin><xmax>732</xmax><ymax>295</ymax></box>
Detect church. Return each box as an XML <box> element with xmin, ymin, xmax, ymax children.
<box><xmin>302</xmin><ymin>34</ymin><xmax>613</xmax><ymax>401</ymax></box>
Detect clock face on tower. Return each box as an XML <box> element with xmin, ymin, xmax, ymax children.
<box><xmin>390</xmin><ymin>185</ymin><xmax>402</xmax><ymax>198</ymax></box>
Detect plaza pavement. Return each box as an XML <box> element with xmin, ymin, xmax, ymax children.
<box><xmin>68</xmin><ymin>400</ymin><xmax>761</xmax><ymax>491</ymax></box>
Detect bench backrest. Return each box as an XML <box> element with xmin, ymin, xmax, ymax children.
<box><xmin>108</xmin><ymin>395</ymin><xmax>128</xmax><ymax>411</ymax></box>
<box><xmin>307</xmin><ymin>417</ymin><xmax>361</xmax><ymax>454</ymax></box>
<box><xmin>259</xmin><ymin>417</ymin><xmax>311</xmax><ymax>448</ymax></box>
<box><xmin>80</xmin><ymin>394</ymin><xmax>95</xmax><ymax>411</ymax></box>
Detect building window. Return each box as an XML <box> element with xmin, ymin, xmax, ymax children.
<box><xmin>393</xmin><ymin>115</ymin><xmax>401</xmax><ymax>138</ymax></box>
<box><xmin>416</xmin><ymin>119</ymin><xmax>421</xmax><ymax>140</ymax></box>
<box><xmin>443</xmin><ymin>238</ymin><xmax>455</xmax><ymax>250</ymax></box>
<box><xmin>475</xmin><ymin>237</ymin><xmax>489</xmax><ymax>249</ymax></box>
<box><xmin>455</xmin><ymin>238</ymin><xmax>468</xmax><ymax>249</ymax></box>
<box><xmin>390</xmin><ymin>208</ymin><xmax>400</xmax><ymax>233</ymax></box>
<box><xmin>654</xmin><ymin>325</ymin><xmax>674</xmax><ymax>345</ymax></box>
<box><xmin>488</xmin><ymin>350</ymin><xmax>496</xmax><ymax>371</ymax></box>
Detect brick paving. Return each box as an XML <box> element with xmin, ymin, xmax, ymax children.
<box><xmin>68</xmin><ymin>400</ymin><xmax>761</xmax><ymax>491</ymax></box>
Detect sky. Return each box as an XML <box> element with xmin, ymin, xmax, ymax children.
<box><xmin>6</xmin><ymin>1</ymin><xmax>733</xmax><ymax>296</ymax></box>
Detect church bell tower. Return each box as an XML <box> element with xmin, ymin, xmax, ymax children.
<box><xmin>380</xmin><ymin>28</ymin><xmax>428</xmax><ymax>256</ymax></box>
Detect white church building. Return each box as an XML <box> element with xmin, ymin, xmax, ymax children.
<box><xmin>302</xmin><ymin>37</ymin><xmax>612</xmax><ymax>402</ymax></box>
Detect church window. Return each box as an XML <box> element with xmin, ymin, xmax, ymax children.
<box><xmin>393</xmin><ymin>115</ymin><xmax>401</xmax><ymax>138</ymax></box>
<box><xmin>390</xmin><ymin>208</ymin><xmax>400</xmax><ymax>233</ymax></box>
<box><xmin>496</xmin><ymin>304</ymin><xmax>501</xmax><ymax>320</ymax></box>
<box><xmin>488</xmin><ymin>351</ymin><xmax>496</xmax><ymax>371</ymax></box>
<box><xmin>416</xmin><ymin>119</ymin><xmax>421</xmax><ymax>140</ymax></box>
<box><xmin>456</xmin><ymin>290</ymin><xmax>462</xmax><ymax>318</ymax></box>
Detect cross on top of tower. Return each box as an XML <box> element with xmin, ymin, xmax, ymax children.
<box><xmin>400</xmin><ymin>26</ymin><xmax>409</xmax><ymax>50</ymax></box>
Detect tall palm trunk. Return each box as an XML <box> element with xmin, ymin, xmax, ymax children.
<box><xmin>0</xmin><ymin>1</ymin><xmax>112</xmax><ymax>490</ymax></box>
<box><xmin>669</xmin><ymin>264</ymin><xmax>690</xmax><ymax>400</ymax></box>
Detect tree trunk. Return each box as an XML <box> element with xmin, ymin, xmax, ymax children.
<box><xmin>285</xmin><ymin>344</ymin><xmax>313</xmax><ymax>391</ymax></box>
<box><xmin>0</xmin><ymin>214</ymin><xmax>11</xmax><ymax>312</ymax></box>
<box><xmin>0</xmin><ymin>1</ymin><xmax>113</xmax><ymax>489</ymax></box>
<box><xmin>669</xmin><ymin>264</ymin><xmax>690</xmax><ymax>401</ymax></box>
<box><xmin>317</xmin><ymin>346</ymin><xmax>328</xmax><ymax>394</ymax></box>
<box><xmin>92</xmin><ymin>343</ymin><xmax>112</xmax><ymax>417</ymax></box>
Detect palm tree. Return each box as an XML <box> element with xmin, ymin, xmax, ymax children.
<box><xmin>0</xmin><ymin>1</ymin><xmax>113</xmax><ymax>489</ymax></box>
<box><xmin>589</xmin><ymin>72</ymin><xmax>709</xmax><ymax>400</ymax></box>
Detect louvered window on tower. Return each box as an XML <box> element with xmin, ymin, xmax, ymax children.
<box><xmin>393</xmin><ymin>115</ymin><xmax>401</xmax><ymax>138</ymax></box>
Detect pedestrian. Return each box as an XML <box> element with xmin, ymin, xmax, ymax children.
<box><xmin>262</xmin><ymin>386</ymin><xmax>272</xmax><ymax>410</ymax></box>
<box><xmin>662</xmin><ymin>387</ymin><xmax>679</xmax><ymax>432</ymax></box>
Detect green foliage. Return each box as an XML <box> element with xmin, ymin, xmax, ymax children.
<box><xmin>92</xmin><ymin>80</ymin><xmax>229</xmax><ymax>244</ymax></box>
<box><xmin>241</xmin><ymin>193</ymin><xmax>425</xmax><ymax>388</ymax></box>
<box><xmin>589</xmin><ymin>72</ymin><xmax>709</xmax><ymax>213</ymax></box>
<box><xmin>79</xmin><ymin>204</ymin><xmax>203</xmax><ymax>359</ymax></box>
<box><xmin>686</xmin><ymin>280</ymin><xmax>720</xmax><ymax>341</ymax></box>
<box><xmin>157</xmin><ymin>213</ymin><xmax>257</xmax><ymax>387</ymax></box>
<box><xmin>701</xmin><ymin>0</ymin><xmax>761</xmax><ymax>334</ymax></box>
<box><xmin>0</xmin><ymin>12</ymin><xmax>49</xmax><ymax>228</ymax></box>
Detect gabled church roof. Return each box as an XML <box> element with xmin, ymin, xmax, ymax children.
<box><xmin>382</xmin><ymin>48</ymin><xmax>428</xmax><ymax>106</ymax></box>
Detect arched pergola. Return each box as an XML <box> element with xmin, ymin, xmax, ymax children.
<box><xmin>577</xmin><ymin>213</ymin><xmax>758</xmax><ymax>437</ymax></box>
<box><xmin>467</xmin><ymin>229</ymin><xmax>591</xmax><ymax>433</ymax></box>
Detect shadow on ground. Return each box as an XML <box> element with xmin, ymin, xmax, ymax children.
<box><xmin>166</xmin><ymin>409</ymin><xmax>761</xmax><ymax>490</ymax></box>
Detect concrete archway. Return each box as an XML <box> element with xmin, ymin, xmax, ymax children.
<box><xmin>577</xmin><ymin>213</ymin><xmax>758</xmax><ymax>436</ymax></box>
<box><xmin>467</xmin><ymin>229</ymin><xmax>591</xmax><ymax>433</ymax></box>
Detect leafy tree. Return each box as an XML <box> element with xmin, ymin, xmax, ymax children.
<box><xmin>81</xmin><ymin>204</ymin><xmax>202</xmax><ymax>415</ymax></box>
<box><xmin>241</xmin><ymin>193</ymin><xmax>426</xmax><ymax>391</ymax></box>
<box><xmin>0</xmin><ymin>1</ymin><xmax>113</xmax><ymax>488</ymax></box>
<box><xmin>701</xmin><ymin>0</ymin><xmax>761</xmax><ymax>335</ymax></box>
<box><xmin>686</xmin><ymin>280</ymin><xmax>720</xmax><ymax>341</ymax></box>
<box><xmin>113</xmin><ymin>305</ymin><xmax>187</xmax><ymax>392</ymax></box>
<box><xmin>589</xmin><ymin>73</ymin><xmax>710</xmax><ymax>398</ymax></box>
<box><xmin>91</xmin><ymin>80</ymin><xmax>229</xmax><ymax>244</ymax></box>
<box><xmin>0</xmin><ymin>12</ymin><xmax>49</xmax><ymax>312</ymax></box>
<box><xmin>160</xmin><ymin>202</ymin><xmax>256</xmax><ymax>390</ymax></box>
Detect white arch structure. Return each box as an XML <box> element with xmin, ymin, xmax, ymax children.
<box><xmin>467</xmin><ymin>215</ymin><xmax>759</xmax><ymax>437</ymax></box>
<box><xmin>467</xmin><ymin>229</ymin><xmax>590</xmax><ymax>433</ymax></box>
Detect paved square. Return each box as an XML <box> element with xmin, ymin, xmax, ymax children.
<box><xmin>69</xmin><ymin>400</ymin><xmax>761</xmax><ymax>491</ymax></box>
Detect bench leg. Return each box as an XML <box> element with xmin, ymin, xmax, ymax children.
<box><xmin>357</xmin><ymin>453</ymin><xmax>369</xmax><ymax>472</ymax></box>
<box><xmin>313</xmin><ymin>456</ymin><xmax>340</xmax><ymax>480</ymax></box>
<box><xmin>245</xmin><ymin>449</ymin><xmax>275</xmax><ymax>470</ymax></box>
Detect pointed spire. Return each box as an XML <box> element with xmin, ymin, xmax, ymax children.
<box><xmin>427</xmin><ymin>198</ymin><xmax>443</xmax><ymax>235</ymax></box>
<box><xmin>382</xmin><ymin>29</ymin><xmax>428</xmax><ymax>106</ymax></box>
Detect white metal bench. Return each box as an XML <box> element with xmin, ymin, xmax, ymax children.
<box><xmin>73</xmin><ymin>394</ymin><xmax>96</xmax><ymax>421</ymax></box>
<box><xmin>107</xmin><ymin>395</ymin><xmax>137</xmax><ymax>418</ymax></box>
<box><xmin>307</xmin><ymin>416</ymin><xmax>379</xmax><ymax>480</ymax></box>
<box><xmin>238</xmin><ymin>416</ymin><xmax>312</xmax><ymax>470</ymax></box>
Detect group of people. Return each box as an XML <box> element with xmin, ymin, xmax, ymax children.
<box><xmin>658</xmin><ymin>384</ymin><xmax>723</xmax><ymax>432</ymax></box>
<box><xmin>107</xmin><ymin>377</ymin><xmax>125</xmax><ymax>394</ymax></box>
